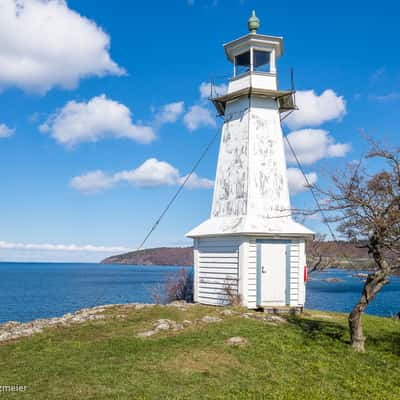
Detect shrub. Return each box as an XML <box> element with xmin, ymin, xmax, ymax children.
<box><xmin>164</xmin><ymin>268</ymin><xmax>194</xmax><ymax>303</ymax></box>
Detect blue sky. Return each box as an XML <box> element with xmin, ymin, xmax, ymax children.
<box><xmin>0</xmin><ymin>0</ymin><xmax>399</xmax><ymax>262</ymax></box>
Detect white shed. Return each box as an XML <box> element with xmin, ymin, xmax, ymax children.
<box><xmin>186</xmin><ymin>11</ymin><xmax>314</xmax><ymax>310</ymax></box>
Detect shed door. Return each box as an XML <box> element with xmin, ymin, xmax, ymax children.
<box><xmin>259</xmin><ymin>242</ymin><xmax>288</xmax><ymax>305</ymax></box>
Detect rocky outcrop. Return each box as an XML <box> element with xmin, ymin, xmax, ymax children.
<box><xmin>136</xmin><ymin>319</ymin><xmax>186</xmax><ymax>337</ymax></box>
<box><xmin>0</xmin><ymin>300</ymin><xmax>291</xmax><ymax>344</ymax></box>
<box><xmin>0</xmin><ymin>301</ymin><xmax>195</xmax><ymax>343</ymax></box>
<box><xmin>0</xmin><ymin>304</ymin><xmax>141</xmax><ymax>343</ymax></box>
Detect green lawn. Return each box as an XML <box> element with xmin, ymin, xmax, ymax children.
<box><xmin>0</xmin><ymin>305</ymin><xmax>399</xmax><ymax>400</ymax></box>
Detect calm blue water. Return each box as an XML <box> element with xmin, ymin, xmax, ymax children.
<box><xmin>306</xmin><ymin>269</ymin><xmax>400</xmax><ymax>317</ymax></box>
<box><xmin>0</xmin><ymin>263</ymin><xmax>398</xmax><ymax>323</ymax></box>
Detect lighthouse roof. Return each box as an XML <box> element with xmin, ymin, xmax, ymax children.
<box><xmin>186</xmin><ymin>215</ymin><xmax>314</xmax><ymax>239</ymax></box>
<box><xmin>224</xmin><ymin>33</ymin><xmax>284</xmax><ymax>63</ymax></box>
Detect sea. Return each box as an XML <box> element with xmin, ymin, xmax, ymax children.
<box><xmin>0</xmin><ymin>262</ymin><xmax>399</xmax><ymax>323</ymax></box>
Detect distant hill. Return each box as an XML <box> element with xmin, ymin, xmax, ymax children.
<box><xmin>101</xmin><ymin>247</ymin><xmax>194</xmax><ymax>266</ymax></box>
<box><xmin>101</xmin><ymin>242</ymin><xmax>370</xmax><ymax>267</ymax></box>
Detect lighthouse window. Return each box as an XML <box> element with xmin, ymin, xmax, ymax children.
<box><xmin>253</xmin><ymin>50</ymin><xmax>270</xmax><ymax>72</ymax></box>
<box><xmin>235</xmin><ymin>50</ymin><xmax>251</xmax><ymax>76</ymax></box>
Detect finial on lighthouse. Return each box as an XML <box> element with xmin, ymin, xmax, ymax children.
<box><xmin>248</xmin><ymin>10</ymin><xmax>260</xmax><ymax>33</ymax></box>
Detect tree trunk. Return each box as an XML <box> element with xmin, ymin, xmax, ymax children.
<box><xmin>348</xmin><ymin>301</ymin><xmax>367</xmax><ymax>352</ymax></box>
<box><xmin>348</xmin><ymin>269</ymin><xmax>388</xmax><ymax>352</ymax></box>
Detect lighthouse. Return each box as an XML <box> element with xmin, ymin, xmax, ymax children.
<box><xmin>186</xmin><ymin>12</ymin><xmax>314</xmax><ymax>310</ymax></box>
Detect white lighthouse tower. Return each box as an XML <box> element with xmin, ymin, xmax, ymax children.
<box><xmin>186</xmin><ymin>12</ymin><xmax>314</xmax><ymax>310</ymax></box>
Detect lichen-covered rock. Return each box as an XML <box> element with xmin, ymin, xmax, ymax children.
<box><xmin>136</xmin><ymin>319</ymin><xmax>185</xmax><ymax>338</ymax></box>
<box><xmin>201</xmin><ymin>316</ymin><xmax>222</xmax><ymax>323</ymax></box>
<box><xmin>264</xmin><ymin>315</ymin><xmax>286</xmax><ymax>324</ymax></box>
<box><xmin>0</xmin><ymin>304</ymin><xmax>119</xmax><ymax>343</ymax></box>
<box><xmin>220</xmin><ymin>309</ymin><xmax>235</xmax><ymax>316</ymax></box>
<box><xmin>226</xmin><ymin>336</ymin><xmax>248</xmax><ymax>347</ymax></box>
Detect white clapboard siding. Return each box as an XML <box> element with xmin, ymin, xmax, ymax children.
<box><xmin>196</xmin><ymin>237</ymin><xmax>240</xmax><ymax>306</ymax></box>
<box><xmin>246</xmin><ymin>238</ymin><xmax>258</xmax><ymax>308</ymax></box>
<box><xmin>299</xmin><ymin>240</ymin><xmax>306</xmax><ymax>305</ymax></box>
<box><xmin>289</xmin><ymin>240</ymin><xmax>301</xmax><ymax>306</ymax></box>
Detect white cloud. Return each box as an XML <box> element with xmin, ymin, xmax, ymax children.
<box><xmin>70</xmin><ymin>158</ymin><xmax>213</xmax><ymax>194</ymax></box>
<box><xmin>287</xmin><ymin>168</ymin><xmax>317</xmax><ymax>195</ymax></box>
<box><xmin>183</xmin><ymin>105</ymin><xmax>216</xmax><ymax>131</ymax></box>
<box><xmin>285</xmin><ymin>129</ymin><xmax>351</xmax><ymax>165</ymax></box>
<box><xmin>179</xmin><ymin>173</ymin><xmax>214</xmax><ymax>189</ymax></box>
<box><xmin>0</xmin><ymin>123</ymin><xmax>14</xmax><ymax>138</ymax></box>
<box><xmin>199</xmin><ymin>82</ymin><xmax>227</xmax><ymax>99</ymax></box>
<box><xmin>115</xmin><ymin>158</ymin><xmax>180</xmax><ymax>187</ymax></box>
<box><xmin>0</xmin><ymin>240</ymin><xmax>128</xmax><ymax>253</ymax></box>
<box><xmin>0</xmin><ymin>240</ymin><xmax>130</xmax><ymax>262</ymax></box>
<box><xmin>285</xmin><ymin>90</ymin><xmax>346</xmax><ymax>129</ymax></box>
<box><xmin>70</xmin><ymin>170</ymin><xmax>115</xmax><ymax>194</ymax></box>
<box><xmin>154</xmin><ymin>101</ymin><xmax>184</xmax><ymax>125</ymax></box>
<box><xmin>40</xmin><ymin>94</ymin><xmax>155</xmax><ymax>147</ymax></box>
<box><xmin>0</xmin><ymin>0</ymin><xmax>124</xmax><ymax>93</ymax></box>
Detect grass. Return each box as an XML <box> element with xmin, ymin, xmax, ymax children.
<box><xmin>0</xmin><ymin>305</ymin><xmax>399</xmax><ymax>400</ymax></box>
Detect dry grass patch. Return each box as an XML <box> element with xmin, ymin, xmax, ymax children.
<box><xmin>160</xmin><ymin>348</ymin><xmax>241</xmax><ymax>376</ymax></box>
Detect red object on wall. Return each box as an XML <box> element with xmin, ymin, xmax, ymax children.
<box><xmin>304</xmin><ymin>266</ymin><xmax>308</xmax><ymax>283</ymax></box>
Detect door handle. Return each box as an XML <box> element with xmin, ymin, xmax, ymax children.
<box><xmin>262</xmin><ymin>266</ymin><xmax>267</xmax><ymax>273</ymax></box>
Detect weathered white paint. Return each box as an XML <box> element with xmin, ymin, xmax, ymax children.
<box><xmin>186</xmin><ymin>94</ymin><xmax>313</xmax><ymax>238</ymax></box>
<box><xmin>187</xmin><ymin>23</ymin><xmax>313</xmax><ymax>309</ymax></box>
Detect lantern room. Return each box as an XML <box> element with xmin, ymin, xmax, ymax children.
<box><xmin>224</xmin><ymin>11</ymin><xmax>283</xmax><ymax>92</ymax></box>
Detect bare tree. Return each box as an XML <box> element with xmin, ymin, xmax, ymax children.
<box><xmin>306</xmin><ymin>234</ymin><xmax>338</xmax><ymax>273</ymax></box>
<box><xmin>312</xmin><ymin>142</ymin><xmax>400</xmax><ymax>351</ymax></box>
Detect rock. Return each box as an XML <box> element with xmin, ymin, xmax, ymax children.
<box><xmin>183</xmin><ymin>320</ymin><xmax>192</xmax><ymax>325</ymax></box>
<box><xmin>264</xmin><ymin>315</ymin><xmax>286</xmax><ymax>324</ymax></box>
<box><xmin>251</xmin><ymin>313</ymin><xmax>266</xmax><ymax>320</ymax></box>
<box><xmin>136</xmin><ymin>330</ymin><xmax>157</xmax><ymax>338</ymax></box>
<box><xmin>201</xmin><ymin>316</ymin><xmax>222</xmax><ymax>323</ymax></box>
<box><xmin>155</xmin><ymin>319</ymin><xmax>172</xmax><ymax>331</ymax></box>
<box><xmin>226</xmin><ymin>336</ymin><xmax>248</xmax><ymax>347</ymax></box>
<box><xmin>352</xmin><ymin>273</ymin><xmax>369</xmax><ymax>279</ymax></box>
<box><xmin>0</xmin><ymin>321</ymin><xmax>20</xmax><ymax>330</ymax></box>
<box><xmin>0</xmin><ymin>305</ymin><xmax>112</xmax><ymax>343</ymax></box>
<box><xmin>220</xmin><ymin>309</ymin><xmax>235</xmax><ymax>316</ymax></box>
<box><xmin>322</xmin><ymin>278</ymin><xmax>343</xmax><ymax>283</ymax></box>
<box><xmin>137</xmin><ymin>319</ymin><xmax>184</xmax><ymax>338</ymax></box>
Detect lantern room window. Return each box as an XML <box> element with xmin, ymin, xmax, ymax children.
<box><xmin>253</xmin><ymin>50</ymin><xmax>270</xmax><ymax>72</ymax></box>
<box><xmin>234</xmin><ymin>51</ymin><xmax>251</xmax><ymax>75</ymax></box>
<box><xmin>234</xmin><ymin>49</ymin><xmax>272</xmax><ymax>77</ymax></box>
